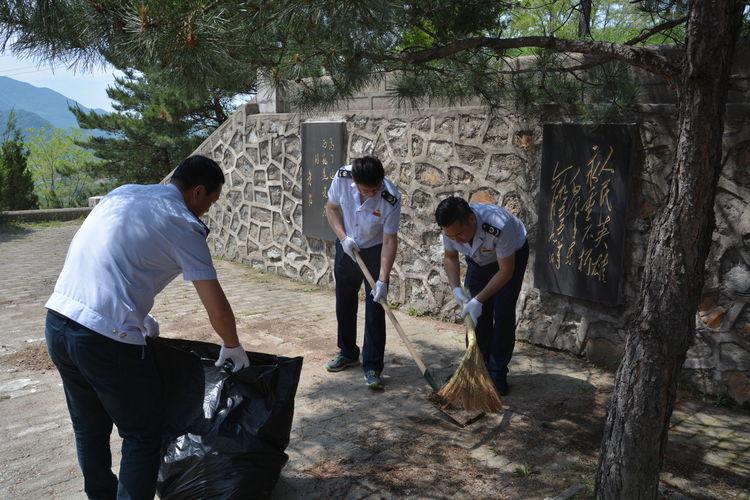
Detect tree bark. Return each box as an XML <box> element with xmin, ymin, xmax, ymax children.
<box><xmin>577</xmin><ymin>0</ymin><xmax>592</xmax><ymax>38</ymax></box>
<box><xmin>595</xmin><ymin>1</ymin><xmax>744</xmax><ymax>498</ymax></box>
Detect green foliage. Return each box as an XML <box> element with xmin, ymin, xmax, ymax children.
<box><xmin>710</xmin><ymin>393</ymin><xmax>732</xmax><ymax>408</ymax></box>
<box><xmin>0</xmin><ymin>110</ymin><xmax>37</xmax><ymax>210</ymax></box>
<box><xmin>72</xmin><ymin>69</ymin><xmax>237</xmax><ymax>185</ymax></box>
<box><xmin>25</xmin><ymin>128</ymin><xmax>99</xmax><ymax>208</ymax></box>
<box><xmin>513</xmin><ymin>463</ymin><xmax>533</xmax><ymax>477</ymax></box>
<box><xmin>504</xmin><ymin>51</ymin><xmax>641</xmax><ymax>121</ymax></box>
<box><xmin>407</xmin><ymin>307</ymin><xmax>424</xmax><ymax>317</ymax></box>
<box><xmin>0</xmin><ymin>0</ymin><xmax>702</xmax><ymax>119</ymax></box>
<box><xmin>507</xmin><ymin>0</ymin><xmax>687</xmax><ymax>45</ymax></box>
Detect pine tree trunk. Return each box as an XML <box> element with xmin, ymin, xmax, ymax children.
<box><xmin>595</xmin><ymin>2</ymin><xmax>744</xmax><ymax>497</ymax></box>
<box><xmin>577</xmin><ymin>0</ymin><xmax>592</xmax><ymax>38</ymax></box>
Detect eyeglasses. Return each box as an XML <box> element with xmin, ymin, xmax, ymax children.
<box><xmin>356</xmin><ymin>182</ymin><xmax>383</xmax><ymax>197</ymax></box>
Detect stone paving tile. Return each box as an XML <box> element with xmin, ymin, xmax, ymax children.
<box><xmin>0</xmin><ymin>221</ymin><xmax>749</xmax><ymax>499</ymax></box>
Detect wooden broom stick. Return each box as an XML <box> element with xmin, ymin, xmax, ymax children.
<box><xmin>353</xmin><ymin>250</ymin><xmax>439</xmax><ymax>391</ymax></box>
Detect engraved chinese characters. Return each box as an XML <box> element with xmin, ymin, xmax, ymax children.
<box><xmin>534</xmin><ymin>124</ymin><xmax>635</xmax><ymax>305</ymax></box>
<box><xmin>301</xmin><ymin>122</ymin><xmax>347</xmax><ymax>241</ymax></box>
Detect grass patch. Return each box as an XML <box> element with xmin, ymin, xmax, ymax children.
<box><xmin>457</xmin><ymin>453</ymin><xmax>478</xmax><ymax>467</ymax></box>
<box><xmin>407</xmin><ymin>307</ymin><xmax>425</xmax><ymax>317</ymax></box>
<box><xmin>513</xmin><ymin>463</ymin><xmax>533</xmax><ymax>477</ymax></box>
<box><xmin>708</xmin><ymin>392</ymin><xmax>733</xmax><ymax>408</ymax></box>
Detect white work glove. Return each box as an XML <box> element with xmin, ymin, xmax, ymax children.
<box><xmin>452</xmin><ymin>287</ymin><xmax>468</xmax><ymax>307</ymax></box>
<box><xmin>142</xmin><ymin>314</ymin><xmax>160</xmax><ymax>338</ymax></box>
<box><xmin>215</xmin><ymin>344</ymin><xmax>250</xmax><ymax>372</ymax></box>
<box><xmin>371</xmin><ymin>280</ymin><xmax>388</xmax><ymax>304</ymax></box>
<box><xmin>341</xmin><ymin>236</ymin><xmax>360</xmax><ymax>261</ymax></box>
<box><xmin>462</xmin><ymin>298</ymin><xmax>483</xmax><ymax>326</ymax></box>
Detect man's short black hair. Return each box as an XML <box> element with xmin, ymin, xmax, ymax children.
<box><xmin>351</xmin><ymin>156</ymin><xmax>385</xmax><ymax>186</ymax></box>
<box><xmin>170</xmin><ymin>155</ymin><xmax>225</xmax><ymax>194</ymax></box>
<box><xmin>435</xmin><ymin>196</ymin><xmax>473</xmax><ymax>227</ymax></box>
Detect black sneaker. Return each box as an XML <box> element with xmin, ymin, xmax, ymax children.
<box><xmin>324</xmin><ymin>354</ymin><xmax>359</xmax><ymax>372</ymax></box>
<box><xmin>364</xmin><ymin>370</ymin><xmax>384</xmax><ymax>390</ymax></box>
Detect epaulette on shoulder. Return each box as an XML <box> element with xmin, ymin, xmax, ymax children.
<box><xmin>381</xmin><ymin>190</ymin><xmax>397</xmax><ymax>206</ymax></box>
<box><xmin>338</xmin><ymin>168</ymin><xmax>352</xmax><ymax>178</ymax></box>
<box><xmin>482</xmin><ymin>222</ymin><xmax>502</xmax><ymax>237</ymax></box>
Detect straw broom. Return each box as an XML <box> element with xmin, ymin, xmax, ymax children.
<box><xmin>435</xmin><ymin>315</ymin><xmax>503</xmax><ymax>413</ymax></box>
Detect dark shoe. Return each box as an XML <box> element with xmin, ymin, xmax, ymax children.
<box><xmin>364</xmin><ymin>370</ymin><xmax>384</xmax><ymax>390</ymax></box>
<box><xmin>324</xmin><ymin>354</ymin><xmax>359</xmax><ymax>372</ymax></box>
<box><xmin>495</xmin><ymin>378</ymin><xmax>509</xmax><ymax>396</ymax></box>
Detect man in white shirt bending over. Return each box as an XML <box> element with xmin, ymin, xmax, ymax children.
<box><xmin>44</xmin><ymin>155</ymin><xmax>249</xmax><ymax>500</ymax></box>
<box><xmin>436</xmin><ymin>196</ymin><xmax>529</xmax><ymax>396</ymax></box>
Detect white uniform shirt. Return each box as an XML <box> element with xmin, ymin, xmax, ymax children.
<box><xmin>45</xmin><ymin>183</ymin><xmax>217</xmax><ymax>345</ymax></box>
<box><xmin>327</xmin><ymin>165</ymin><xmax>401</xmax><ymax>249</ymax></box>
<box><xmin>442</xmin><ymin>203</ymin><xmax>527</xmax><ymax>265</ymax></box>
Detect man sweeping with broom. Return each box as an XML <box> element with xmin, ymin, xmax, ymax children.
<box><xmin>323</xmin><ymin>156</ymin><xmax>401</xmax><ymax>390</ymax></box>
<box><xmin>435</xmin><ymin>196</ymin><xmax>529</xmax><ymax>396</ymax></box>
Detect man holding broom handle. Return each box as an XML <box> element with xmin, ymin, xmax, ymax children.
<box><xmin>436</xmin><ymin>196</ymin><xmax>529</xmax><ymax>396</ymax></box>
<box><xmin>323</xmin><ymin>156</ymin><xmax>401</xmax><ymax>390</ymax></box>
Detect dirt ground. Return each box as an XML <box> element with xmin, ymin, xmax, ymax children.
<box><xmin>1</xmin><ymin>221</ymin><xmax>749</xmax><ymax>499</ymax></box>
<box><xmin>3</xmin><ymin>321</ymin><xmax>748</xmax><ymax>499</ymax></box>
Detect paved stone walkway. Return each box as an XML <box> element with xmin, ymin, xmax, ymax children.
<box><xmin>0</xmin><ymin>221</ymin><xmax>748</xmax><ymax>499</ymax></box>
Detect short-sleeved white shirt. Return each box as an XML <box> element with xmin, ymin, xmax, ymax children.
<box><xmin>327</xmin><ymin>165</ymin><xmax>401</xmax><ymax>249</ymax></box>
<box><xmin>45</xmin><ymin>183</ymin><xmax>217</xmax><ymax>345</ymax></box>
<box><xmin>442</xmin><ymin>203</ymin><xmax>527</xmax><ymax>265</ymax></box>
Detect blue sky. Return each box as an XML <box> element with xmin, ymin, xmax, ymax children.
<box><xmin>0</xmin><ymin>51</ymin><xmax>120</xmax><ymax>111</ymax></box>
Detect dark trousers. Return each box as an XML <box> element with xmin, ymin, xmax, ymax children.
<box><xmin>333</xmin><ymin>241</ymin><xmax>386</xmax><ymax>373</ymax></box>
<box><xmin>465</xmin><ymin>240</ymin><xmax>529</xmax><ymax>385</ymax></box>
<box><xmin>44</xmin><ymin>310</ymin><xmax>163</xmax><ymax>500</ymax></box>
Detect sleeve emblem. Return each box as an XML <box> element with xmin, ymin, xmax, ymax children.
<box><xmin>482</xmin><ymin>222</ymin><xmax>502</xmax><ymax>237</ymax></box>
<box><xmin>381</xmin><ymin>190</ymin><xmax>397</xmax><ymax>205</ymax></box>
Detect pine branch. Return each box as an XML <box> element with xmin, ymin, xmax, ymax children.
<box><xmin>390</xmin><ymin>35</ymin><xmax>681</xmax><ymax>81</ymax></box>
<box><xmin>625</xmin><ymin>15</ymin><xmax>687</xmax><ymax>45</ymax></box>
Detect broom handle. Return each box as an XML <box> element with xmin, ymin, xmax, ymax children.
<box><xmin>463</xmin><ymin>315</ymin><xmax>479</xmax><ymax>346</ymax></box>
<box><xmin>353</xmin><ymin>250</ymin><xmax>439</xmax><ymax>392</ymax></box>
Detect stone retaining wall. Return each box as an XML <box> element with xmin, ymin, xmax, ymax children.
<box><xmin>1</xmin><ymin>207</ymin><xmax>93</xmax><ymax>223</ymax></box>
<box><xmin>193</xmin><ymin>99</ymin><xmax>750</xmax><ymax>403</ymax></box>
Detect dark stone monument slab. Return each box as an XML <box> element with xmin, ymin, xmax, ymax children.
<box><xmin>301</xmin><ymin>122</ymin><xmax>347</xmax><ymax>241</ymax></box>
<box><xmin>534</xmin><ymin>123</ymin><xmax>636</xmax><ymax>306</ymax></box>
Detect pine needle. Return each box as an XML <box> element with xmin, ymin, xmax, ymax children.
<box><xmin>436</xmin><ymin>316</ymin><xmax>503</xmax><ymax>413</ymax></box>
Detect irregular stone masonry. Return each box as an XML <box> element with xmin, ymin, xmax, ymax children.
<box><xmin>193</xmin><ymin>104</ymin><xmax>750</xmax><ymax>402</ymax></box>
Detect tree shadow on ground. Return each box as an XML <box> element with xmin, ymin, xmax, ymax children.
<box><xmin>271</xmin><ymin>344</ymin><xmax>604</xmax><ymax>499</ymax></box>
<box><xmin>0</xmin><ymin>222</ymin><xmax>32</xmax><ymax>242</ymax></box>
<box><xmin>268</xmin><ymin>332</ymin><xmax>750</xmax><ymax>499</ymax></box>
<box><xmin>663</xmin><ymin>403</ymin><xmax>750</xmax><ymax>495</ymax></box>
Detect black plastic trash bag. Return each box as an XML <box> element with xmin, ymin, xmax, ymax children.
<box><xmin>147</xmin><ymin>337</ymin><xmax>303</xmax><ymax>499</ymax></box>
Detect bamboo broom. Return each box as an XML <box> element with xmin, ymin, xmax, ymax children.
<box><xmin>435</xmin><ymin>315</ymin><xmax>503</xmax><ymax>413</ymax></box>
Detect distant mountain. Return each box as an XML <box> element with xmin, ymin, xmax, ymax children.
<box><xmin>0</xmin><ymin>76</ymin><xmax>108</xmax><ymax>137</ymax></box>
<box><xmin>0</xmin><ymin>108</ymin><xmax>52</xmax><ymax>139</ymax></box>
